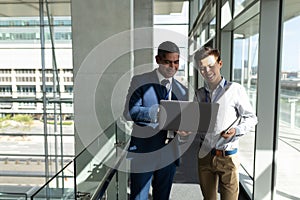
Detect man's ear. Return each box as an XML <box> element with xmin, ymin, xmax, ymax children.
<box><xmin>219</xmin><ymin>60</ymin><xmax>223</xmax><ymax>69</ymax></box>
<box><xmin>155</xmin><ymin>55</ymin><xmax>160</xmax><ymax>64</ymax></box>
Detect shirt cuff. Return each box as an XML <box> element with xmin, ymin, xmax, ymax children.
<box><xmin>234</xmin><ymin>126</ymin><xmax>243</xmax><ymax>136</ymax></box>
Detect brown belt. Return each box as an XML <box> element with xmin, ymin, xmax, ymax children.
<box><xmin>211</xmin><ymin>148</ymin><xmax>237</xmax><ymax>157</ymax></box>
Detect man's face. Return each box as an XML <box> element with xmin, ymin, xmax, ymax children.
<box><xmin>156</xmin><ymin>52</ymin><xmax>180</xmax><ymax>78</ymax></box>
<box><xmin>198</xmin><ymin>55</ymin><xmax>222</xmax><ymax>85</ymax></box>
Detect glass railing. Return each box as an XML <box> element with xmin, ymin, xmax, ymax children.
<box><xmin>30</xmin><ymin>118</ymin><xmax>131</xmax><ymax>199</ymax></box>
<box><xmin>0</xmin><ymin>192</ymin><xmax>27</xmax><ymax>200</ymax></box>
<box><xmin>29</xmin><ymin>161</ymin><xmax>75</xmax><ymax>199</ymax></box>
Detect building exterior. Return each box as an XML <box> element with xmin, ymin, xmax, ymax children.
<box><xmin>0</xmin><ymin>17</ymin><xmax>73</xmax><ymax>119</ymax></box>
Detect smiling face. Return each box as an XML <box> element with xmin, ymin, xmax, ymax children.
<box><xmin>198</xmin><ymin>55</ymin><xmax>223</xmax><ymax>88</ymax></box>
<box><xmin>156</xmin><ymin>52</ymin><xmax>180</xmax><ymax>78</ymax></box>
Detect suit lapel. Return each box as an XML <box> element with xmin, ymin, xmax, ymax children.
<box><xmin>148</xmin><ymin>70</ymin><xmax>165</xmax><ymax>101</ymax></box>
<box><xmin>171</xmin><ymin>78</ymin><xmax>180</xmax><ymax>100</ymax></box>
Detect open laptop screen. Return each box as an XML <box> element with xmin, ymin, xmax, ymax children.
<box><xmin>158</xmin><ymin>100</ymin><xmax>219</xmax><ymax>132</ymax></box>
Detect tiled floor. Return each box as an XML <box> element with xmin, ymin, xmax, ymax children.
<box><xmin>170</xmin><ymin>183</ymin><xmax>250</xmax><ymax>200</ymax></box>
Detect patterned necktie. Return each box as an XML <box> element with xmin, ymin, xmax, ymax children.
<box><xmin>161</xmin><ymin>79</ymin><xmax>170</xmax><ymax>99</ymax></box>
<box><xmin>161</xmin><ymin>79</ymin><xmax>173</xmax><ymax>142</ymax></box>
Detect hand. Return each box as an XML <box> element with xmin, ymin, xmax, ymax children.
<box><xmin>176</xmin><ymin>130</ymin><xmax>192</xmax><ymax>136</ymax></box>
<box><xmin>221</xmin><ymin>128</ymin><xmax>236</xmax><ymax>139</ymax></box>
<box><xmin>149</xmin><ymin>104</ymin><xmax>159</xmax><ymax>122</ymax></box>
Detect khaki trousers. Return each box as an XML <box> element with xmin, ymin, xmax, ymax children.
<box><xmin>198</xmin><ymin>152</ymin><xmax>240</xmax><ymax>200</ymax></box>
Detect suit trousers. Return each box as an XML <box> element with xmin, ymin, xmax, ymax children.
<box><xmin>198</xmin><ymin>152</ymin><xmax>240</xmax><ymax>200</ymax></box>
<box><xmin>130</xmin><ymin>162</ymin><xmax>176</xmax><ymax>200</ymax></box>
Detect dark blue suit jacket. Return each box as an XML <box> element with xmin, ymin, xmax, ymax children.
<box><xmin>123</xmin><ymin>70</ymin><xmax>188</xmax><ymax>156</ymax></box>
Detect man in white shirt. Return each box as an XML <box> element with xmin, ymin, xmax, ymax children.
<box><xmin>194</xmin><ymin>46</ymin><xmax>258</xmax><ymax>200</ymax></box>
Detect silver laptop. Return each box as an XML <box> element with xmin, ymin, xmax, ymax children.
<box><xmin>158</xmin><ymin>100</ymin><xmax>219</xmax><ymax>132</ymax></box>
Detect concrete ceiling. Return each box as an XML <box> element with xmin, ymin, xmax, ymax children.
<box><xmin>0</xmin><ymin>0</ymin><xmax>71</xmax><ymax>17</ymax></box>
<box><xmin>0</xmin><ymin>0</ymin><xmax>299</xmax><ymax>24</ymax></box>
<box><xmin>154</xmin><ymin>1</ymin><xmax>185</xmax><ymax>15</ymax></box>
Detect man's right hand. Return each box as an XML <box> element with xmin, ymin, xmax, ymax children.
<box><xmin>176</xmin><ymin>130</ymin><xmax>192</xmax><ymax>136</ymax></box>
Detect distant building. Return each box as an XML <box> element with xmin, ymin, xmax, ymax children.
<box><xmin>0</xmin><ymin>17</ymin><xmax>73</xmax><ymax>119</ymax></box>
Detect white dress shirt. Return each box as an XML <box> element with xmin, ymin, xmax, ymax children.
<box><xmin>196</xmin><ymin>78</ymin><xmax>258</xmax><ymax>154</ymax></box>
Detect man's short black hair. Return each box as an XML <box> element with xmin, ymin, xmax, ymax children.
<box><xmin>157</xmin><ymin>41</ymin><xmax>180</xmax><ymax>58</ymax></box>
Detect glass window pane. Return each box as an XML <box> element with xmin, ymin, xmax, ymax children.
<box><xmin>221</xmin><ymin>1</ymin><xmax>232</xmax><ymax>28</ymax></box>
<box><xmin>276</xmin><ymin>0</ymin><xmax>300</xmax><ymax>199</ymax></box>
<box><xmin>0</xmin><ymin>1</ymin><xmax>73</xmax><ymax>190</ymax></box>
<box><xmin>232</xmin><ymin>15</ymin><xmax>259</xmax><ymax>178</ymax></box>
<box><xmin>209</xmin><ymin>17</ymin><xmax>216</xmax><ymax>39</ymax></box>
<box><xmin>234</xmin><ymin>0</ymin><xmax>255</xmax><ymax>17</ymax></box>
<box><xmin>154</xmin><ymin>1</ymin><xmax>189</xmax><ymax>87</ymax></box>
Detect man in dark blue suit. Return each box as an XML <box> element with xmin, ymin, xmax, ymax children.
<box><xmin>123</xmin><ymin>41</ymin><xmax>189</xmax><ymax>200</ymax></box>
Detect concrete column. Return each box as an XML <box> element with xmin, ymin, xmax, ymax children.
<box><xmin>133</xmin><ymin>0</ymin><xmax>153</xmax><ymax>74</ymax></box>
<box><xmin>72</xmin><ymin>0</ymin><xmax>133</xmax><ymax>155</ymax></box>
<box><xmin>254</xmin><ymin>0</ymin><xmax>283</xmax><ymax>199</ymax></box>
<box><xmin>72</xmin><ymin>0</ymin><xmax>153</xmax><ymax>197</ymax></box>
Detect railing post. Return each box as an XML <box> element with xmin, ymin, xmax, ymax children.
<box><xmin>288</xmin><ymin>98</ymin><xmax>298</xmax><ymax>129</ymax></box>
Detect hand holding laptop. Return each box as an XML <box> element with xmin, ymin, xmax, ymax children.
<box><xmin>176</xmin><ymin>130</ymin><xmax>192</xmax><ymax>136</ymax></box>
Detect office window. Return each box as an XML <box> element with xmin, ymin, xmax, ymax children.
<box><xmin>46</xmin><ymin>77</ymin><xmax>54</xmax><ymax>82</ymax></box>
<box><xmin>0</xmin><ymin>86</ymin><xmax>12</xmax><ymax>94</ymax></box>
<box><xmin>232</xmin><ymin>15</ymin><xmax>259</xmax><ymax>177</ymax></box>
<box><xmin>234</xmin><ymin>0</ymin><xmax>255</xmax><ymax>17</ymax></box>
<box><xmin>276</xmin><ymin>1</ymin><xmax>300</xmax><ymax>199</ymax></box>
<box><xmin>0</xmin><ymin>1</ymin><xmax>73</xmax><ymax>189</ymax></box>
<box><xmin>15</xmin><ymin>69</ymin><xmax>35</xmax><ymax>74</ymax></box>
<box><xmin>0</xmin><ymin>69</ymin><xmax>11</xmax><ymax>74</ymax></box>
<box><xmin>64</xmin><ymin>77</ymin><xmax>73</xmax><ymax>82</ymax></box>
<box><xmin>65</xmin><ymin>85</ymin><xmax>73</xmax><ymax>94</ymax></box>
<box><xmin>0</xmin><ymin>77</ymin><xmax>12</xmax><ymax>82</ymax></box>
<box><xmin>221</xmin><ymin>1</ymin><xmax>232</xmax><ymax>28</ymax></box>
<box><xmin>154</xmin><ymin>1</ymin><xmax>189</xmax><ymax>87</ymax></box>
<box><xmin>17</xmin><ymin>86</ymin><xmax>36</xmax><ymax>94</ymax></box>
<box><xmin>63</xmin><ymin>69</ymin><xmax>72</xmax><ymax>74</ymax></box>
<box><xmin>18</xmin><ymin>102</ymin><xmax>36</xmax><ymax>108</ymax></box>
<box><xmin>16</xmin><ymin>77</ymin><xmax>36</xmax><ymax>82</ymax></box>
<box><xmin>208</xmin><ymin>17</ymin><xmax>216</xmax><ymax>39</ymax></box>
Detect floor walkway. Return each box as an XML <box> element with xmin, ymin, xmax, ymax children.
<box><xmin>170</xmin><ymin>183</ymin><xmax>250</xmax><ymax>200</ymax></box>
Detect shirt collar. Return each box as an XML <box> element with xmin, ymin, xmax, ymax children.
<box><xmin>156</xmin><ymin>69</ymin><xmax>173</xmax><ymax>84</ymax></box>
<box><xmin>205</xmin><ymin>77</ymin><xmax>226</xmax><ymax>92</ymax></box>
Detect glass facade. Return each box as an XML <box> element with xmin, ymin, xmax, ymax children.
<box><xmin>189</xmin><ymin>0</ymin><xmax>300</xmax><ymax>199</ymax></box>
<box><xmin>234</xmin><ymin>0</ymin><xmax>255</xmax><ymax>17</ymax></box>
<box><xmin>0</xmin><ymin>0</ymin><xmax>74</xmax><ymax>195</ymax></box>
<box><xmin>232</xmin><ymin>15</ymin><xmax>259</xmax><ymax>177</ymax></box>
<box><xmin>276</xmin><ymin>0</ymin><xmax>300</xmax><ymax>198</ymax></box>
<box><xmin>154</xmin><ymin>1</ymin><xmax>189</xmax><ymax>87</ymax></box>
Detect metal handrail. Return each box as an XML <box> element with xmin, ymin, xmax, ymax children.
<box><xmin>91</xmin><ymin>141</ymin><xmax>130</xmax><ymax>200</ymax></box>
<box><xmin>0</xmin><ymin>192</ymin><xmax>27</xmax><ymax>199</ymax></box>
<box><xmin>30</xmin><ymin>159</ymin><xmax>74</xmax><ymax>199</ymax></box>
<box><xmin>28</xmin><ymin>120</ymin><xmax>129</xmax><ymax>199</ymax></box>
